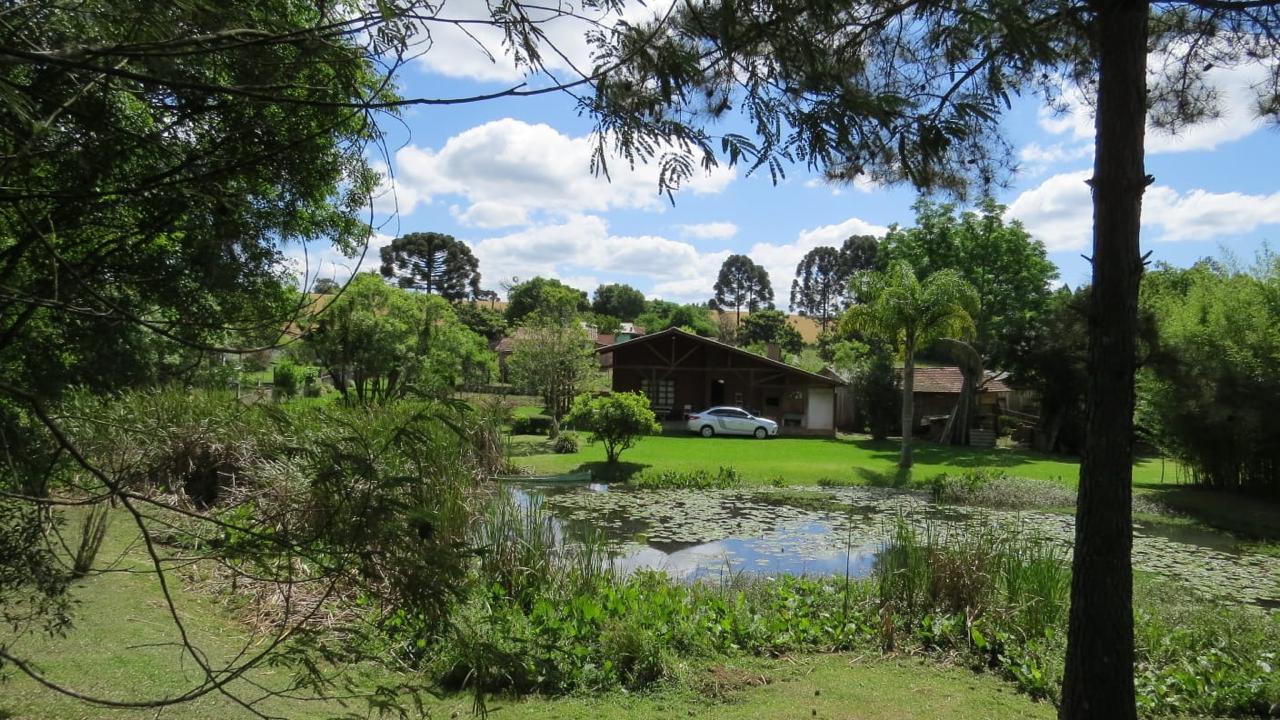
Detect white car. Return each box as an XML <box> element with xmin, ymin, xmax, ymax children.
<box><xmin>686</xmin><ymin>406</ymin><xmax>779</xmax><ymax>439</ymax></box>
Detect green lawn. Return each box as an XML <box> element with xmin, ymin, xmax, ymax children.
<box><xmin>514</xmin><ymin>431</ymin><xmax>1171</xmax><ymax>489</ymax></box>
<box><xmin>1</xmin><ymin>511</ymin><xmax>1051</xmax><ymax>720</ymax></box>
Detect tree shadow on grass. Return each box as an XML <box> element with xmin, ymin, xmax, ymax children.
<box><xmin>568</xmin><ymin>461</ymin><xmax>650</xmax><ymax>483</ymax></box>
<box><xmin>847</xmin><ymin>435</ymin><xmax>1078</xmax><ymax>472</ymax></box>
<box><xmin>1132</xmin><ymin>483</ymin><xmax>1280</xmax><ymax>542</ymax></box>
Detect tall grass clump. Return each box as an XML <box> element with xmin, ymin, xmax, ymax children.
<box><xmin>70</xmin><ymin>503</ymin><xmax>110</xmax><ymax>578</ymax></box>
<box><xmin>471</xmin><ymin>491</ymin><xmax>614</xmax><ymax>604</ymax></box>
<box><xmin>875</xmin><ymin>517</ymin><xmax>1070</xmax><ymax>697</ymax></box>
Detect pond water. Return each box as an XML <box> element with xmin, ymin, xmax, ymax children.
<box><xmin>504</xmin><ymin>482</ymin><xmax>1280</xmax><ymax>607</ymax></box>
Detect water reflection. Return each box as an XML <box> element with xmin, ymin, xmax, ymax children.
<box><xmin>496</xmin><ymin>481</ymin><xmax>1280</xmax><ymax>607</ymax></box>
<box><xmin>505</xmin><ymin>482</ymin><xmax>883</xmax><ymax>581</ymax></box>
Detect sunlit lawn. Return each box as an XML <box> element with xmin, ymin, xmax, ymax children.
<box><xmin>512</xmin><ymin>430</ymin><xmax>1173</xmax><ymax>489</ymax></box>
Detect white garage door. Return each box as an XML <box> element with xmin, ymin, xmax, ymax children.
<box><xmin>806</xmin><ymin>387</ymin><xmax>834</xmax><ymax>430</ymax></box>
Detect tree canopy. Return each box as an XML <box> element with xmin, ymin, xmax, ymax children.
<box><xmin>711</xmin><ymin>255</ymin><xmax>774</xmax><ymax>321</ymax></box>
<box><xmin>505</xmin><ymin>277</ymin><xmax>590</xmax><ymax>324</ymax></box>
<box><xmin>592</xmin><ymin>284</ymin><xmax>647</xmax><ymax>322</ymax></box>
<box><xmin>739</xmin><ymin>309</ymin><xmax>804</xmax><ymax>354</ymax></box>
<box><xmin>1138</xmin><ymin>256</ymin><xmax>1280</xmax><ymax>495</ymax></box>
<box><xmin>302</xmin><ymin>273</ymin><xmax>495</xmax><ymax>403</ymax></box>
<box><xmin>507</xmin><ymin>316</ymin><xmax>602</xmax><ymax>434</ymax></box>
<box><xmin>379</xmin><ymin>232</ymin><xmax>482</xmax><ymax>301</ymax></box>
<box><xmin>637</xmin><ymin>301</ymin><xmax>717</xmax><ymax>336</ymax></box>
<box><xmin>567</xmin><ymin>391</ymin><xmax>662</xmax><ymax>463</ymax></box>
<box><xmin>880</xmin><ymin>199</ymin><xmax>1057</xmax><ymax>368</ymax></box>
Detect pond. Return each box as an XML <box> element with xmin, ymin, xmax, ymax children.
<box><xmin>503</xmin><ymin>482</ymin><xmax>1280</xmax><ymax>607</ymax></box>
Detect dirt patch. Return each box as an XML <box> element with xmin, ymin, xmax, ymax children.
<box><xmin>693</xmin><ymin>665</ymin><xmax>771</xmax><ymax>700</ymax></box>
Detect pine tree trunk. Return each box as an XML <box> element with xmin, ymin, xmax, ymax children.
<box><xmin>899</xmin><ymin>349</ymin><xmax>914</xmax><ymax>468</ymax></box>
<box><xmin>1060</xmin><ymin>2</ymin><xmax>1147</xmax><ymax>717</ymax></box>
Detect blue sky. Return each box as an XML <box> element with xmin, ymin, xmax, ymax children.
<box><xmin>294</xmin><ymin>11</ymin><xmax>1280</xmax><ymax>303</ymax></box>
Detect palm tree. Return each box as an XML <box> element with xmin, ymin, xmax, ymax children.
<box><xmin>842</xmin><ymin>261</ymin><xmax>978</xmax><ymax>468</ymax></box>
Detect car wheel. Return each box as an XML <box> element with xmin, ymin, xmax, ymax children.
<box><xmin>700</xmin><ymin>425</ymin><xmax>715</xmax><ymax>438</ymax></box>
<box><xmin>754</xmin><ymin>427</ymin><xmax>768</xmax><ymax>439</ymax></box>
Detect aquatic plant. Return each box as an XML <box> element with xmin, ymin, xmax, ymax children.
<box><xmin>631</xmin><ymin>466</ymin><xmax>744</xmax><ymax>490</ymax></box>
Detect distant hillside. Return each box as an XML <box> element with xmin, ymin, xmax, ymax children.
<box><xmin>710</xmin><ymin>310</ymin><xmax>826</xmax><ymax>343</ymax></box>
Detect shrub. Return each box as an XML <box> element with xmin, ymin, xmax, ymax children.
<box><xmin>566</xmin><ymin>391</ymin><xmax>661</xmax><ymax>463</ymax></box>
<box><xmin>511</xmin><ymin>414</ymin><xmax>554</xmax><ymax>435</ymax></box>
<box><xmin>272</xmin><ymin>360</ymin><xmax>302</xmax><ymax>400</ymax></box>
<box><xmin>552</xmin><ymin>432</ymin><xmax>580</xmax><ymax>454</ymax></box>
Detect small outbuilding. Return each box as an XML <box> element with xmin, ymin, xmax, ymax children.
<box><xmin>597</xmin><ymin>327</ymin><xmax>844</xmax><ymax>436</ymax></box>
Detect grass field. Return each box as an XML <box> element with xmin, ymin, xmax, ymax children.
<box><xmin>0</xmin><ymin>513</ymin><xmax>1052</xmax><ymax>720</ymax></box>
<box><xmin>512</xmin><ymin>431</ymin><xmax>1174</xmax><ymax>489</ymax></box>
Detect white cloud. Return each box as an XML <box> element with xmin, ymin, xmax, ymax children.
<box><xmin>464</xmin><ymin>213</ymin><xmax>886</xmax><ymax>304</ymax></box>
<box><xmin>470</xmin><ymin>215</ymin><xmax>710</xmax><ymax>292</ymax></box>
<box><xmin>411</xmin><ymin>0</ymin><xmax>673</xmax><ymax>84</ymax></box>
<box><xmin>1145</xmin><ymin>187</ymin><xmax>1280</xmax><ymax>242</ymax></box>
<box><xmin>451</xmin><ymin>201</ymin><xmax>529</xmax><ymax>229</ymax></box>
<box><xmin>1006</xmin><ymin>171</ymin><xmax>1094</xmax><ymax>251</ymax></box>
<box><xmin>747</xmin><ymin>217</ymin><xmax>888</xmax><ymax>294</ymax></box>
<box><xmin>1008</xmin><ymin>171</ymin><xmax>1280</xmax><ymax>251</ymax></box>
<box><xmin>1038</xmin><ymin>61</ymin><xmax>1274</xmax><ymax>154</ymax></box>
<box><xmin>381</xmin><ymin>119</ymin><xmax>736</xmax><ymax>224</ymax></box>
<box><xmin>675</xmin><ymin>222</ymin><xmax>739</xmax><ymax>240</ymax></box>
<box><xmin>804</xmin><ymin>175</ymin><xmax>877</xmax><ymax>195</ymax></box>
<box><xmin>1018</xmin><ymin>142</ymin><xmax>1092</xmax><ymax>172</ymax></box>
<box><xmin>283</xmin><ymin>233</ymin><xmax>396</xmax><ymax>288</ymax></box>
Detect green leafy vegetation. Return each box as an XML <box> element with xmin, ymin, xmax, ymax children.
<box><xmin>567</xmin><ymin>392</ymin><xmax>662</xmax><ymax>463</ymax></box>
<box><xmin>1139</xmin><ymin>256</ymin><xmax>1280</xmax><ymax>496</ymax></box>
<box><xmin>841</xmin><ymin>261</ymin><xmax>979</xmax><ymax>468</ymax></box>
<box><xmin>630</xmin><ymin>466</ymin><xmax>745</xmax><ymax>490</ymax></box>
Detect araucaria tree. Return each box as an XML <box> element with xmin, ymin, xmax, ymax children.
<box><xmin>711</xmin><ymin>255</ymin><xmax>773</xmax><ymax>323</ymax></box>
<box><xmin>790</xmin><ymin>237</ymin><xmax>878</xmax><ymax>330</ymax></box>
<box><xmin>790</xmin><ymin>247</ymin><xmax>847</xmax><ymax>331</ymax></box>
<box><xmin>379</xmin><ymin>232</ymin><xmax>482</xmax><ymax>301</ymax></box>
<box><xmin>842</xmin><ymin>261</ymin><xmax>977</xmax><ymax>469</ymax></box>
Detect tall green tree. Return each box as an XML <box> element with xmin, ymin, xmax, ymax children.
<box><xmin>880</xmin><ymin>199</ymin><xmax>1057</xmax><ymax>368</ymax></box>
<box><xmin>841</xmin><ymin>261</ymin><xmax>977</xmax><ymax>468</ymax></box>
<box><xmin>1007</xmin><ymin>286</ymin><xmax>1091</xmax><ymax>454</ymax></box>
<box><xmin>505</xmin><ymin>277</ymin><xmax>589</xmax><ymax>324</ymax></box>
<box><xmin>507</xmin><ymin>316</ymin><xmax>602</xmax><ymax>435</ymax></box>
<box><xmin>711</xmin><ymin>255</ymin><xmax>774</xmax><ymax>323</ymax></box>
<box><xmin>840</xmin><ymin>235</ymin><xmax>880</xmax><ymax>275</ymax></box>
<box><xmin>594</xmin><ymin>9</ymin><xmax>1280</xmax><ymax>711</ymax></box>
<box><xmin>592</xmin><ymin>284</ymin><xmax>647</xmax><ymax>322</ymax></box>
<box><xmin>790</xmin><ymin>247</ymin><xmax>848</xmax><ymax>331</ymax></box>
<box><xmin>1138</xmin><ymin>257</ymin><xmax>1280</xmax><ymax>495</ymax></box>
<box><xmin>379</xmin><ymin>232</ymin><xmax>482</xmax><ymax>301</ymax></box>
<box><xmin>302</xmin><ymin>273</ymin><xmax>494</xmax><ymax>402</ymax></box>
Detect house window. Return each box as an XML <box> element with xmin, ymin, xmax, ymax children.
<box><xmin>640</xmin><ymin>378</ymin><xmax>675</xmax><ymax>409</ymax></box>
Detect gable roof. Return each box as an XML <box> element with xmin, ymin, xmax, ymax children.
<box><xmin>597</xmin><ymin>327</ymin><xmax>843</xmax><ymax>386</ymax></box>
<box><xmin>903</xmin><ymin>366</ymin><xmax>1012</xmax><ymax>394</ymax></box>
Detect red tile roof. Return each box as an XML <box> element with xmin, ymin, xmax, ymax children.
<box><xmin>900</xmin><ymin>366</ymin><xmax>1012</xmax><ymax>394</ymax></box>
